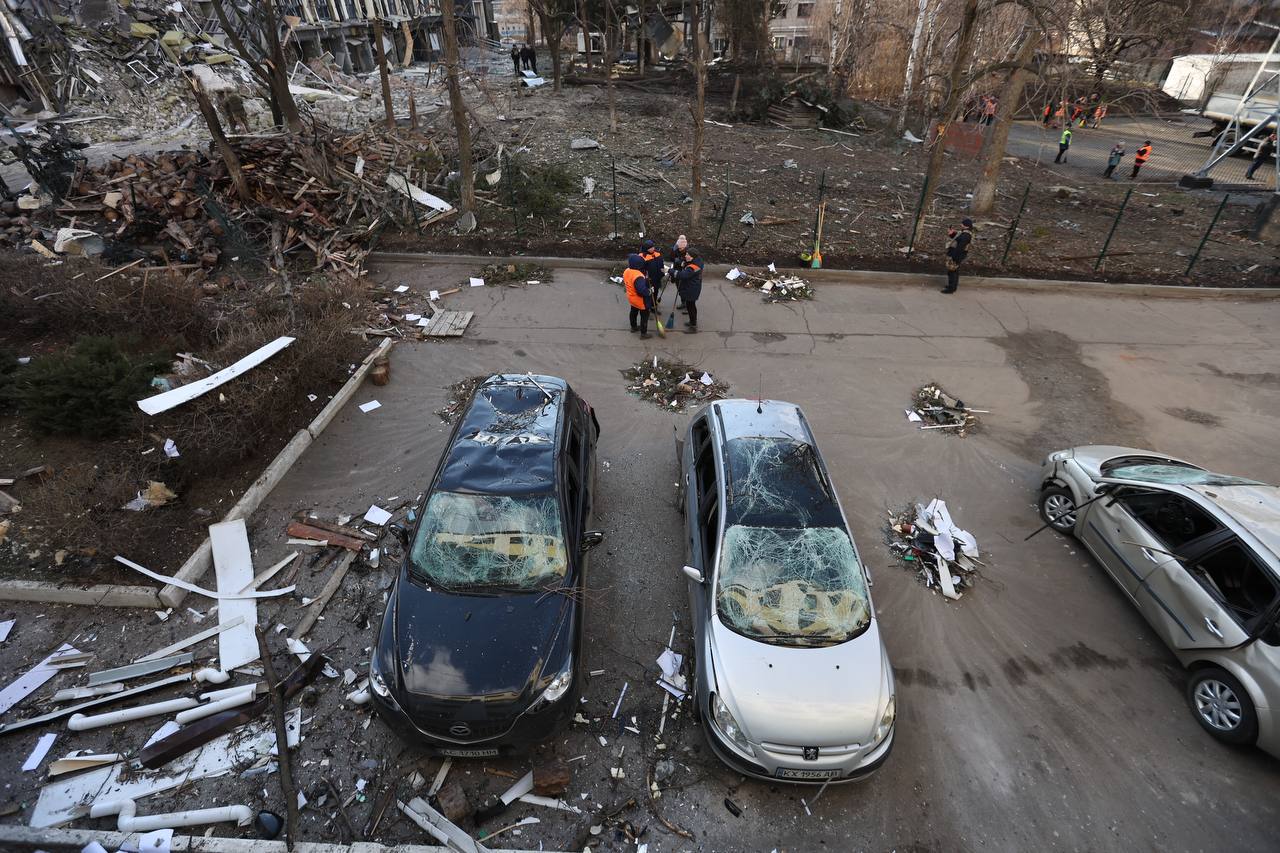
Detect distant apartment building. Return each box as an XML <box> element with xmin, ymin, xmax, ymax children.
<box><xmin>491</xmin><ymin>0</ymin><xmax>533</xmax><ymax>43</ymax></box>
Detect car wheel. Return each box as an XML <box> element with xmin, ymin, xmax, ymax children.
<box><xmin>1187</xmin><ymin>667</ymin><xmax>1258</xmax><ymax>746</ymax></box>
<box><xmin>1039</xmin><ymin>486</ymin><xmax>1078</xmax><ymax>533</ymax></box>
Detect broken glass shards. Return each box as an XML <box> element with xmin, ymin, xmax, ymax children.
<box><xmin>884</xmin><ymin>499</ymin><xmax>983</xmax><ymax>600</ymax></box>
<box><xmin>620</xmin><ymin>358</ymin><xmax>729</xmax><ymax>412</ymax></box>
<box><xmin>409</xmin><ymin>492</ymin><xmax>567</xmax><ymax>591</ymax></box>
<box><xmin>908</xmin><ymin>383</ymin><xmax>979</xmax><ymax>435</ymax></box>
<box><xmin>715</xmin><ymin>525</ymin><xmax>870</xmax><ymax>646</ymax></box>
<box><xmin>437</xmin><ymin>375</ymin><xmax>487</xmax><ymax>423</ymax></box>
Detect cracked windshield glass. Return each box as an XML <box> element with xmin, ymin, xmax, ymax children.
<box><xmin>409</xmin><ymin>492</ymin><xmax>567</xmax><ymax>591</ymax></box>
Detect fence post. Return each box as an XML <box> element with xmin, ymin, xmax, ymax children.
<box><xmin>506</xmin><ymin>150</ymin><xmax>518</xmax><ymax>234</ymax></box>
<box><xmin>611</xmin><ymin>155</ymin><xmax>619</xmax><ymax>239</ymax></box>
<box><xmin>1001</xmin><ymin>181</ymin><xmax>1031</xmax><ymax>266</ymax></box>
<box><xmin>1094</xmin><ymin>186</ymin><xmax>1133</xmax><ymax>272</ymax></box>
<box><xmin>812</xmin><ymin>167</ymin><xmax>826</xmax><ymax>249</ymax></box>
<box><xmin>714</xmin><ymin>166</ymin><xmax>732</xmax><ymax>247</ymax></box>
<box><xmin>1185</xmin><ymin>193</ymin><xmax>1230</xmax><ymax>277</ymax></box>
<box><xmin>906</xmin><ymin>176</ymin><xmax>930</xmax><ymax>257</ymax></box>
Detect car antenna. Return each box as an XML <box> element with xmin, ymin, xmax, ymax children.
<box><xmin>756</xmin><ymin>372</ymin><xmax>763</xmax><ymax>414</ymax></box>
<box><xmin>525</xmin><ymin>372</ymin><xmax>553</xmax><ymax>402</ymax></box>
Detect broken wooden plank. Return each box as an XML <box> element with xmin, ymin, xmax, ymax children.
<box><xmin>291</xmin><ymin>551</ymin><xmax>357</xmax><ymax>641</ymax></box>
<box><xmin>285</xmin><ymin>521</ymin><xmax>364</xmax><ymax>551</ymax></box>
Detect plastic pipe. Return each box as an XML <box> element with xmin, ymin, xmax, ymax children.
<box><xmin>175</xmin><ymin>686</ymin><xmax>256</xmax><ymax>724</ymax></box>
<box><xmin>68</xmin><ymin>697</ymin><xmax>199</xmax><ymax>731</ymax></box>
<box><xmin>200</xmin><ymin>682</ymin><xmax>260</xmax><ymax>702</ymax></box>
<box><xmin>346</xmin><ymin>686</ymin><xmax>371</xmax><ymax>705</ymax></box>
<box><xmin>90</xmin><ymin>798</ymin><xmax>253</xmax><ymax>832</ymax></box>
<box><xmin>193</xmin><ymin>668</ymin><xmax>230</xmax><ymax>685</ymax></box>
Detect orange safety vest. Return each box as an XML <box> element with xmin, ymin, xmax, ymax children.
<box><xmin>623</xmin><ymin>268</ymin><xmax>647</xmax><ymax>309</ymax></box>
<box><xmin>1135</xmin><ymin>145</ymin><xmax>1151</xmax><ymax>164</ymax></box>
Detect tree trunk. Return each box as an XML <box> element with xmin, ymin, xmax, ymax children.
<box><xmin>548</xmin><ymin>21</ymin><xmax>564</xmax><ymax>91</ymax></box>
<box><xmin>910</xmin><ymin>0</ymin><xmax>977</xmax><ymax>248</ymax></box>
<box><xmin>581</xmin><ymin>0</ymin><xmax>593</xmax><ymax>72</ymax></box>
<box><xmin>191</xmin><ymin>80</ymin><xmax>251</xmax><ymax>203</ymax></box>
<box><xmin>442</xmin><ymin>0</ymin><xmax>476</xmax><ymax>213</ymax></box>
<box><xmin>894</xmin><ymin>0</ymin><xmax>929</xmax><ymax>135</ymax></box>
<box><xmin>260</xmin><ymin>0</ymin><xmax>302</xmax><ymax>132</ymax></box>
<box><xmin>373</xmin><ymin>19</ymin><xmax>395</xmax><ymax>129</ymax></box>
<box><xmin>970</xmin><ymin>26</ymin><xmax>1038</xmax><ymax>216</ymax></box>
<box><xmin>690</xmin><ymin>1</ymin><xmax>705</xmax><ymax>226</ymax></box>
<box><xmin>637</xmin><ymin>0</ymin><xmax>646</xmax><ymax>77</ymax></box>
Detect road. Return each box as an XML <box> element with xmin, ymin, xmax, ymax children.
<box><xmin>3</xmin><ymin>260</ymin><xmax>1278</xmax><ymax>851</ymax></box>
<box><xmin>1006</xmin><ymin>114</ymin><xmax>1275</xmax><ymax>189</ymax></box>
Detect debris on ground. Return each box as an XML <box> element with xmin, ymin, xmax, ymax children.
<box><xmin>908</xmin><ymin>383</ymin><xmax>980</xmax><ymax>435</ymax></box>
<box><xmin>725</xmin><ymin>266</ymin><xmax>814</xmax><ymax>301</ymax></box>
<box><xmin>885</xmin><ymin>499</ymin><xmax>983</xmax><ymax>599</ymax></box>
<box><xmin>468</xmin><ymin>262</ymin><xmax>553</xmax><ymax>287</ymax></box>
<box><xmin>620</xmin><ymin>358</ymin><xmax>729</xmax><ymax>412</ymax></box>
<box><xmin>436</xmin><ymin>376</ymin><xmax>487</xmax><ymax>423</ymax></box>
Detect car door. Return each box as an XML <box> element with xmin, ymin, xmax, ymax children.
<box><xmin>685</xmin><ymin>415</ymin><xmax>721</xmax><ymax>693</ymax></box>
<box><xmin>1077</xmin><ymin>486</ymin><xmax>1173</xmax><ymax>602</ymax></box>
<box><xmin>1147</xmin><ymin>538</ymin><xmax>1273</xmax><ymax>651</ymax></box>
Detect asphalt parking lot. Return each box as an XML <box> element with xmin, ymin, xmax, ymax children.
<box><xmin>5</xmin><ymin>260</ymin><xmax>1280</xmax><ymax>851</ymax></box>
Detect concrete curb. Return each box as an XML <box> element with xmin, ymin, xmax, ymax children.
<box><xmin>0</xmin><ymin>824</ymin><xmax>561</xmax><ymax>853</ymax></box>
<box><xmin>0</xmin><ymin>339</ymin><xmax>396</xmax><ymax>611</ymax></box>
<box><xmin>370</xmin><ymin>251</ymin><xmax>1280</xmax><ymax>299</ymax></box>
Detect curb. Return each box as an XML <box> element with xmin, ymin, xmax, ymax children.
<box><xmin>369</xmin><ymin>251</ymin><xmax>1280</xmax><ymax>299</ymax></box>
<box><xmin>0</xmin><ymin>338</ymin><xmax>397</xmax><ymax>611</ymax></box>
<box><xmin>0</xmin><ymin>824</ymin><xmax>562</xmax><ymax>853</ymax></box>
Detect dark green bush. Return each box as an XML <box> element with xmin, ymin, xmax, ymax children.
<box><xmin>501</xmin><ymin>155</ymin><xmax>577</xmax><ymax>219</ymax></box>
<box><xmin>16</xmin><ymin>337</ymin><xmax>167</xmax><ymax>438</ymax></box>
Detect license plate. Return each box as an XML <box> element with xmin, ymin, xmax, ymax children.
<box><xmin>438</xmin><ymin>747</ymin><xmax>499</xmax><ymax>758</ymax></box>
<box><xmin>776</xmin><ymin>767</ymin><xmax>840</xmax><ymax>780</ymax></box>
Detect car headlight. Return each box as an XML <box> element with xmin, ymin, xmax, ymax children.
<box><xmin>874</xmin><ymin>694</ymin><xmax>896</xmax><ymax>743</ymax></box>
<box><xmin>368</xmin><ymin>657</ymin><xmax>399</xmax><ymax>710</ymax></box>
<box><xmin>530</xmin><ymin>656</ymin><xmax>573</xmax><ymax>711</ymax></box>
<box><xmin>711</xmin><ymin>693</ymin><xmax>755</xmax><ymax>757</ymax></box>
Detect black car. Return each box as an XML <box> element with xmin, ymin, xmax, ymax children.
<box><xmin>369</xmin><ymin>374</ymin><xmax>602</xmax><ymax>756</ymax></box>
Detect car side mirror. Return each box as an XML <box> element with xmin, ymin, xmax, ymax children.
<box><xmin>389</xmin><ymin>523</ymin><xmax>409</xmax><ymax>548</ymax></box>
<box><xmin>580</xmin><ymin>530</ymin><xmax>604</xmax><ymax>553</ymax></box>
<box><xmin>682</xmin><ymin>565</ymin><xmax>704</xmax><ymax>584</ymax></box>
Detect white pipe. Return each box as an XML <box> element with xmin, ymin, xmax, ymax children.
<box><xmin>51</xmin><ymin>683</ymin><xmax>125</xmax><ymax>703</ymax></box>
<box><xmin>68</xmin><ymin>698</ymin><xmax>198</xmax><ymax>731</ymax></box>
<box><xmin>175</xmin><ymin>687</ymin><xmax>256</xmax><ymax>724</ymax></box>
<box><xmin>346</xmin><ymin>685</ymin><xmax>371</xmax><ymax>705</ymax></box>
<box><xmin>193</xmin><ymin>668</ymin><xmax>230</xmax><ymax>685</ymax></box>
<box><xmin>90</xmin><ymin>798</ymin><xmax>253</xmax><ymax>832</ymax></box>
<box><xmin>200</xmin><ymin>683</ymin><xmax>259</xmax><ymax>702</ymax></box>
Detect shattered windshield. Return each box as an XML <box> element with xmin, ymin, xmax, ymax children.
<box><xmin>724</xmin><ymin>437</ymin><xmax>836</xmax><ymax>527</ymax></box>
<box><xmin>409</xmin><ymin>492</ymin><xmax>567</xmax><ymax>591</ymax></box>
<box><xmin>715</xmin><ymin>525</ymin><xmax>870</xmax><ymax>647</ymax></box>
<box><xmin>1107</xmin><ymin>464</ymin><xmax>1262</xmax><ymax>487</ymax></box>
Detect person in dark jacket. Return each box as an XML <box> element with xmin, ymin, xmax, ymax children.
<box><xmin>1247</xmin><ymin>132</ymin><xmax>1277</xmax><ymax>180</ymax></box>
<box><xmin>941</xmin><ymin>218</ymin><xmax>972</xmax><ymax>294</ymax></box>
<box><xmin>623</xmin><ymin>253</ymin><xmax>653</xmax><ymax>338</ymax></box>
<box><xmin>510</xmin><ymin>44</ymin><xmax>521</xmax><ymax>75</ymax></box>
<box><xmin>521</xmin><ymin>45</ymin><xmax>537</xmax><ymax>73</ymax></box>
<box><xmin>667</xmin><ymin>234</ymin><xmax>688</xmax><ymax>307</ymax></box>
<box><xmin>675</xmin><ymin>248</ymin><xmax>703</xmax><ymax>332</ymax></box>
<box><xmin>641</xmin><ymin>239</ymin><xmax>665</xmax><ymax>303</ymax></box>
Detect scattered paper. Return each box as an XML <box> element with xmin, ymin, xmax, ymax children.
<box><xmin>417</xmin><ymin>317</ymin><xmax>431</xmax><ymax>327</ymax></box>
<box><xmin>767</xmin><ymin>262</ymin><xmax>777</xmax><ymax>273</ymax></box>
<box><xmin>699</xmin><ymin>372</ymin><xmax>714</xmax><ymax>386</ymax></box>
<box><xmin>364</xmin><ymin>505</ymin><xmax>393</xmax><ymax>526</ymax></box>
<box><xmin>726</xmin><ymin>267</ymin><xmax>742</xmax><ymax>281</ymax></box>
<box><xmin>0</xmin><ymin>619</ymin><xmax>12</xmax><ymax>643</ymax></box>
<box><xmin>469</xmin><ymin>277</ymin><xmax>485</xmax><ymax>288</ymax></box>
<box><xmin>307</xmin><ymin>394</ymin><xmax>318</xmax><ymax>402</ymax></box>
<box><xmin>358</xmin><ymin>400</ymin><xmax>381</xmax><ymax>413</ymax></box>
<box><xmin>395</xmin><ymin>285</ymin><xmax>409</xmax><ymax>293</ymax></box>
<box><xmin>163</xmin><ymin>438</ymin><xmax>179</xmax><ymax>458</ymax></box>
<box><xmin>903</xmin><ymin>129</ymin><xmax>924</xmax><ymax>144</ymax></box>
<box><xmin>905</xmin><ymin>410</ymin><xmax>923</xmax><ymax>423</ymax></box>
<box><xmin>405</xmin><ymin>313</ymin><xmax>421</xmax><ymax>322</ymax></box>
<box><xmin>429</xmin><ymin>289</ymin><xmax>440</xmax><ymax>300</ymax></box>
<box><xmin>22</xmin><ymin>732</ymin><xmax>57</xmax><ymax>771</ymax></box>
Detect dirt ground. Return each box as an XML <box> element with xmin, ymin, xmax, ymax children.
<box><xmin>376</xmin><ymin>76</ymin><xmax>1278</xmax><ymax>288</ymax></box>
<box><xmin>2</xmin><ymin>260</ymin><xmax>1279</xmax><ymax>852</ymax></box>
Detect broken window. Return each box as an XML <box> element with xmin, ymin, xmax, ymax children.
<box><xmin>715</xmin><ymin>525</ymin><xmax>870</xmax><ymax>647</ymax></box>
<box><xmin>409</xmin><ymin>492</ymin><xmax>567</xmax><ymax>591</ymax></box>
<box><xmin>1116</xmin><ymin>490</ymin><xmax>1221</xmax><ymax>550</ymax></box>
<box><xmin>724</xmin><ymin>437</ymin><xmax>837</xmax><ymax>528</ymax></box>
<box><xmin>1105</xmin><ymin>462</ymin><xmax>1259</xmax><ymax>487</ymax></box>
<box><xmin>1188</xmin><ymin>543</ymin><xmax>1279</xmax><ymax>633</ymax></box>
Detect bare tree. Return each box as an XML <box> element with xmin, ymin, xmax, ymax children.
<box><xmin>530</xmin><ymin>0</ymin><xmax>574</xmax><ymax>91</ymax></box>
<box><xmin>209</xmin><ymin>0</ymin><xmax>301</xmax><ymax>132</ymax></box>
<box><xmin>970</xmin><ymin>24</ymin><xmax>1041</xmax><ymax>215</ymax></box>
<box><xmin>895</xmin><ymin>0</ymin><xmax>933</xmax><ymax>133</ymax></box>
<box><xmin>373</xmin><ymin>19</ymin><xmax>395</xmax><ymax>129</ymax></box>
<box><xmin>690</xmin><ymin>0</ymin><xmax>707</xmax><ymax>225</ymax></box>
<box><xmin>1069</xmin><ymin>0</ymin><xmax>1193</xmax><ymax>86</ymax></box>
<box><xmin>442</xmin><ymin>0</ymin><xmax>476</xmax><ymax>215</ymax></box>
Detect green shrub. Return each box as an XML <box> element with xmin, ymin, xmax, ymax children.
<box><xmin>501</xmin><ymin>156</ymin><xmax>576</xmax><ymax>219</ymax></box>
<box><xmin>16</xmin><ymin>337</ymin><xmax>167</xmax><ymax>438</ymax></box>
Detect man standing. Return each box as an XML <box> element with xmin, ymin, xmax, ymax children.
<box><xmin>623</xmin><ymin>253</ymin><xmax>653</xmax><ymax>338</ymax></box>
<box><xmin>1131</xmin><ymin>140</ymin><xmax>1152</xmax><ymax>179</ymax></box>
<box><xmin>1054</xmin><ymin>126</ymin><xmax>1072</xmax><ymax>163</ymax></box>
<box><xmin>675</xmin><ymin>247</ymin><xmax>703</xmax><ymax>333</ymax></box>
<box><xmin>510</xmin><ymin>44</ymin><xmax>522</xmax><ymax>75</ymax></box>
<box><xmin>522</xmin><ymin>44</ymin><xmax>538</xmax><ymax>73</ymax></box>
<box><xmin>668</xmin><ymin>234</ymin><xmax>688</xmax><ymax>308</ymax></box>
<box><xmin>641</xmin><ymin>239</ymin><xmax>665</xmax><ymax>303</ymax></box>
<box><xmin>1247</xmin><ymin>132</ymin><xmax>1277</xmax><ymax>180</ymax></box>
<box><xmin>1103</xmin><ymin>142</ymin><xmax>1125</xmax><ymax>179</ymax></box>
<box><xmin>941</xmin><ymin>218</ymin><xmax>973</xmax><ymax>295</ymax></box>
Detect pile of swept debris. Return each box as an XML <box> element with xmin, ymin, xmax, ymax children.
<box><xmin>906</xmin><ymin>383</ymin><xmax>980</xmax><ymax>435</ymax></box>
<box><xmin>621</xmin><ymin>357</ymin><xmax>729</xmax><ymax>412</ymax></box>
<box><xmin>725</xmin><ymin>265</ymin><xmax>814</xmax><ymax>302</ymax></box>
<box><xmin>5</xmin><ymin>119</ymin><xmax>466</xmax><ymax>273</ymax></box>
<box><xmin>885</xmin><ymin>499</ymin><xmax>984</xmax><ymax>600</ymax></box>
<box><xmin>468</xmin><ymin>262</ymin><xmax>553</xmax><ymax>287</ymax></box>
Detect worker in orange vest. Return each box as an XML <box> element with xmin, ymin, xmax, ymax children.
<box><xmin>1131</xmin><ymin>141</ymin><xmax>1152</xmax><ymax>179</ymax></box>
<box><xmin>623</xmin><ymin>253</ymin><xmax>653</xmax><ymax>339</ymax></box>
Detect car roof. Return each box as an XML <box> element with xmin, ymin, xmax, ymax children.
<box><xmin>436</xmin><ymin>374</ymin><xmax>568</xmax><ymax>495</ymax></box>
<box><xmin>710</xmin><ymin>400</ymin><xmax>845</xmax><ymax>528</ymax></box>
<box><xmin>1186</xmin><ymin>484</ymin><xmax>1280</xmax><ymax>563</ymax></box>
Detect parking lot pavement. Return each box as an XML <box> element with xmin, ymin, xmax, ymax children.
<box><xmin>107</xmin><ymin>262</ymin><xmax>1280</xmax><ymax>851</ymax></box>
<box><xmin>250</xmin><ymin>261</ymin><xmax>1280</xmax><ymax>849</ymax></box>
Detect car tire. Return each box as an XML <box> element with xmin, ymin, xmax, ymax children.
<box><xmin>1186</xmin><ymin>667</ymin><xmax>1258</xmax><ymax>746</ymax></box>
<box><xmin>1039</xmin><ymin>486</ymin><xmax>1079</xmax><ymax>534</ymax></box>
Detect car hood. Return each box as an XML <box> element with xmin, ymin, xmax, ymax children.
<box><xmin>391</xmin><ymin>576</ymin><xmax>569</xmax><ymax>701</ymax></box>
<box><xmin>709</xmin><ymin>617</ymin><xmax>891</xmax><ymax>747</ymax></box>
<box><xmin>1067</xmin><ymin>445</ymin><xmax>1195</xmax><ymax>481</ymax></box>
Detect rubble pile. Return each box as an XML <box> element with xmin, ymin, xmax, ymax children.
<box><xmin>437</xmin><ymin>376</ymin><xmax>486</xmax><ymax>423</ymax></box>
<box><xmin>7</xmin><ymin>121</ymin><xmax>458</xmax><ymax>272</ymax></box>
<box><xmin>469</xmin><ymin>262</ymin><xmax>553</xmax><ymax>287</ymax></box>
<box><xmin>907</xmin><ymin>383</ymin><xmax>980</xmax><ymax>435</ymax></box>
<box><xmin>725</xmin><ymin>266</ymin><xmax>814</xmax><ymax>302</ymax></box>
<box><xmin>621</xmin><ymin>357</ymin><xmax>729</xmax><ymax>411</ymax></box>
<box><xmin>885</xmin><ymin>499</ymin><xmax>983</xmax><ymax>600</ymax></box>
